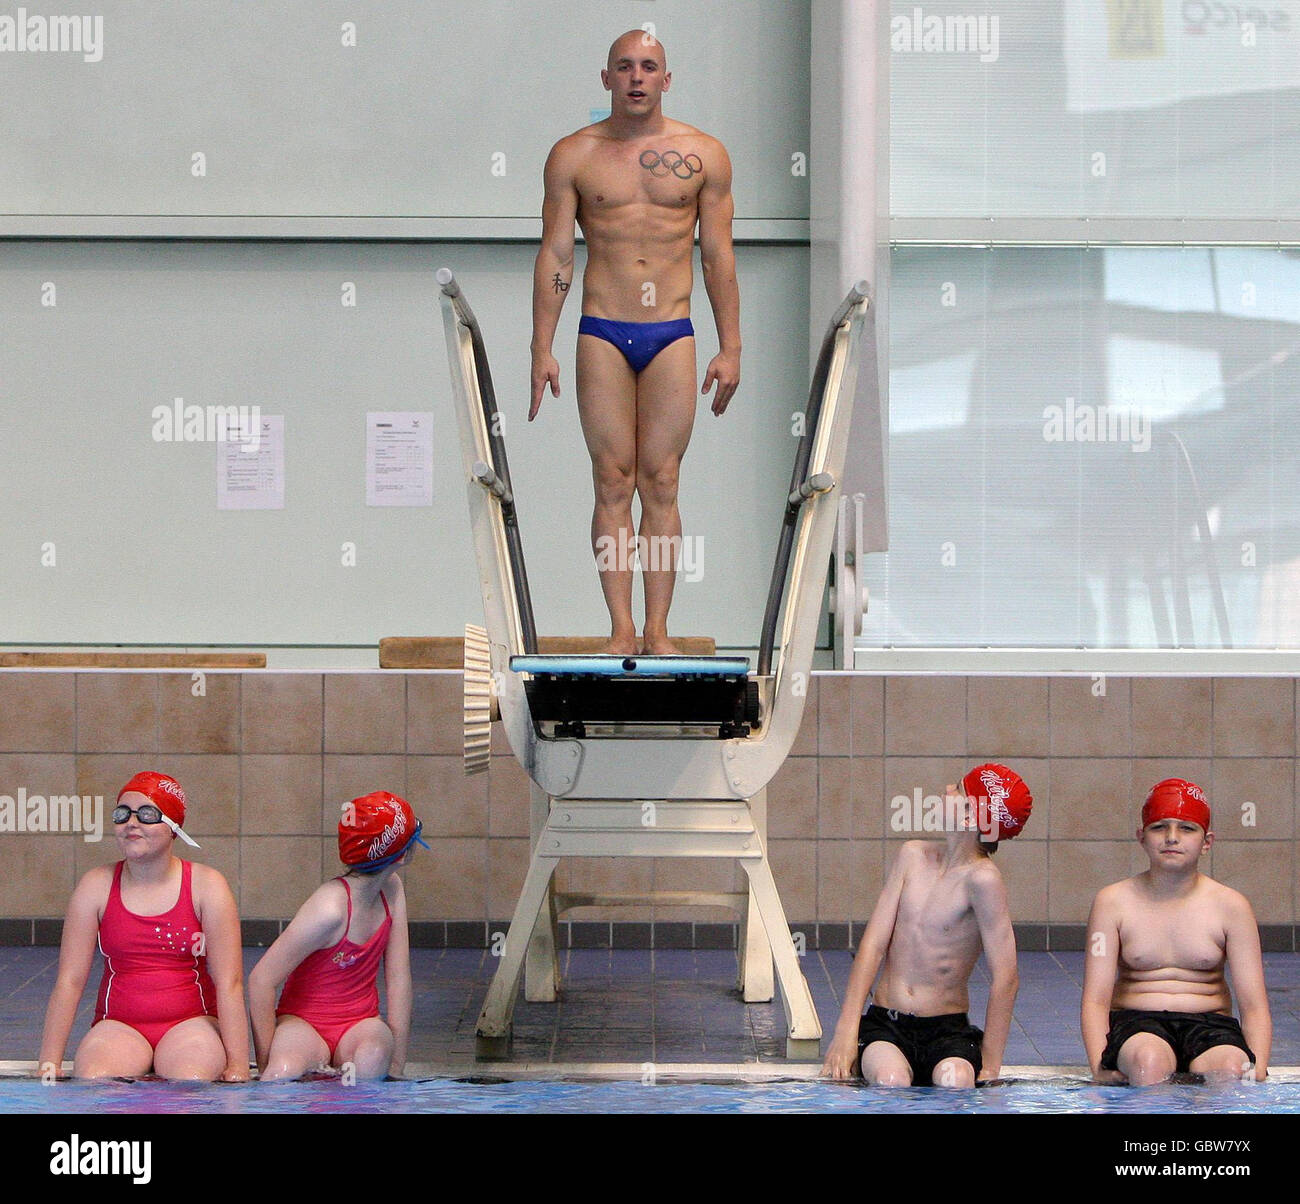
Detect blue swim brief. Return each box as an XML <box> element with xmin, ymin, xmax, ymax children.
<box><xmin>578</xmin><ymin>315</ymin><xmax>695</xmax><ymax>374</ymax></box>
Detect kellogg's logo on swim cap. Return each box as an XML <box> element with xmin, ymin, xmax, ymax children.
<box><xmin>338</xmin><ymin>791</ymin><xmax>423</xmax><ymax>869</ymax></box>
<box><xmin>962</xmin><ymin>763</ymin><xmax>1032</xmax><ymax>840</ymax></box>
<box><xmin>366</xmin><ymin>813</ymin><xmax>408</xmax><ymax>862</ymax></box>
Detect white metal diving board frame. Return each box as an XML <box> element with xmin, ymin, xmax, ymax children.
<box><xmin>437</xmin><ymin>266</ymin><xmax>873</xmax><ymax>1059</ymax></box>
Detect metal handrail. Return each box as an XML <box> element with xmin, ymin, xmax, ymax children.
<box><xmin>757</xmin><ymin>281</ymin><xmax>870</xmax><ymax>676</ymax></box>
<box><xmin>436</xmin><ymin>268</ymin><xmax>538</xmax><ymax>654</ymax></box>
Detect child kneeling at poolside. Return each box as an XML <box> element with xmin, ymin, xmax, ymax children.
<box><xmin>249</xmin><ymin>791</ymin><xmax>426</xmax><ymax>1081</ymax></box>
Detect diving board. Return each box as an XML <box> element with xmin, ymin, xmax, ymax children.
<box><xmin>438</xmin><ymin>266</ymin><xmax>874</xmax><ymax>1059</ymax></box>
<box><xmin>510</xmin><ymin>655</ymin><xmax>751</xmax><ymax>676</ymax></box>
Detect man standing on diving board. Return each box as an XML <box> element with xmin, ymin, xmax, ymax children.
<box><xmin>528</xmin><ymin>28</ymin><xmax>741</xmax><ymax>656</ymax></box>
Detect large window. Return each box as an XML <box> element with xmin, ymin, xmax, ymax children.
<box><xmin>890</xmin><ymin>0</ymin><xmax>1300</xmax><ymax>224</ymax></box>
<box><xmin>866</xmin><ymin>247</ymin><xmax>1300</xmax><ymax>649</ymax></box>
<box><xmin>869</xmin><ymin>1</ymin><xmax>1300</xmax><ymax>651</ymax></box>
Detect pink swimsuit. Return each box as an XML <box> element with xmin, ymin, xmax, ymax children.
<box><xmin>276</xmin><ymin>877</ymin><xmax>392</xmax><ymax>1059</ymax></box>
<box><xmin>94</xmin><ymin>859</ymin><xmax>217</xmax><ymax>1047</ymax></box>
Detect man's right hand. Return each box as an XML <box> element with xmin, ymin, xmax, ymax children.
<box><xmin>820</xmin><ymin>1030</ymin><xmax>860</xmax><ymax>1080</ymax></box>
<box><xmin>529</xmin><ymin>352</ymin><xmax>561</xmax><ymax>421</ymax></box>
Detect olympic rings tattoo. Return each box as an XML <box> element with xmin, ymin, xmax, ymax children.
<box><xmin>639</xmin><ymin>149</ymin><xmax>703</xmax><ymax>180</ymax></box>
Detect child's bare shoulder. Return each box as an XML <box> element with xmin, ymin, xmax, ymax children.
<box><xmin>965</xmin><ymin>857</ymin><xmax>1007</xmax><ymax>903</ymax></box>
<box><xmin>898</xmin><ymin>839</ymin><xmax>937</xmax><ymax>861</ymax></box>
<box><xmin>967</xmin><ymin>857</ymin><xmax>1005</xmax><ymax>886</ymax></box>
<box><xmin>189</xmin><ymin>860</ymin><xmax>234</xmax><ymax>893</ymax></box>
<box><xmin>300</xmin><ymin>877</ymin><xmax>350</xmax><ymax>920</ymax></box>
<box><xmin>889</xmin><ymin>840</ymin><xmax>937</xmax><ymax>876</ymax></box>
<box><xmin>882</xmin><ymin>841</ymin><xmax>931</xmax><ymax>888</ymax></box>
<box><xmin>1092</xmin><ymin>876</ymin><xmax>1141</xmax><ymax>912</ymax></box>
<box><xmin>70</xmin><ymin>863</ymin><xmax>115</xmax><ymax>912</ymax></box>
<box><xmin>75</xmin><ymin>862</ymin><xmax>115</xmax><ymax>891</ymax></box>
<box><xmin>1200</xmin><ymin>874</ymin><xmax>1253</xmax><ymax>916</ymax></box>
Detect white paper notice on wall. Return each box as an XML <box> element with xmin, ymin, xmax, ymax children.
<box><xmin>366</xmin><ymin>412</ymin><xmax>434</xmax><ymax>507</ymax></box>
<box><xmin>1064</xmin><ymin>0</ymin><xmax>1300</xmax><ymax>113</ymax></box>
<box><xmin>218</xmin><ymin>415</ymin><xmax>284</xmax><ymax>510</ymax></box>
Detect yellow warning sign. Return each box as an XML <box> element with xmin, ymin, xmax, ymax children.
<box><xmin>1107</xmin><ymin>0</ymin><xmax>1165</xmax><ymax>58</ymax></box>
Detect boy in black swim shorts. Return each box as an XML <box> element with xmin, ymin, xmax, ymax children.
<box><xmin>822</xmin><ymin>765</ymin><xmax>1034</xmax><ymax>1086</ymax></box>
<box><xmin>1083</xmin><ymin>778</ymin><xmax>1270</xmax><ymax>1084</ymax></box>
<box><xmin>854</xmin><ymin>1008</ymin><xmax>986</xmax><ymax>1087</ymax></box>
<box><xmin>1098</xmin><ymin>1010</ymin><xmax>1253</xmax><ymax>1076</ymax></box>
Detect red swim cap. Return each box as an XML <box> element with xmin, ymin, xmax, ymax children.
<box><xmin>118</xmin><ymin>770</ymin><xmax>187</xmax><ymax>827</ymax></box>
<box><xmin>962</xmin><ymin>763</ymin><xmax>1033</xmax><ymax>841</ymax></box>
<box><xmin>117</xmin><ymin>770</ymin><xmax>199</xmax><ymax>848</ymax></box>
<box><xmin>338</xmin><ymin>791</ymin><xmax>428</xmax><ymax>871</ymax></box>
<box><xmin>1142</xmin><ymin>778</ymin><xmax>1211</xmax><ymax>832</ymax></box>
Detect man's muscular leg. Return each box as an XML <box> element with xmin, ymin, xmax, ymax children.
<box><xmin>635</xmin><ymin>335</ymin><xmax>696</xmax><ymax>655</ymax></box>
<box><xmin>576</xmin><ymin>333</ymin><xmax>639</xmax><ymax>655</ymax></box>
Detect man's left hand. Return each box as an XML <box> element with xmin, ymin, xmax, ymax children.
<box><xmin>702</xmin><ymin>352</ymin><xmax>740</xmax><ymax>416</ymax></box>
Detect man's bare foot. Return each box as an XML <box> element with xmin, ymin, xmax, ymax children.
<box><xmin>600</xmin><ymin>634</ymin><xmax>639</xmax><ymax>657</ymax></box>
<box><xmin>640</xmin><ymin>633</ymin><xmax>681</xmax><ymax>656</ymax></box>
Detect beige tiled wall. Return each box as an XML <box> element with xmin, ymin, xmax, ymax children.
<box><xmin>0</xmin><ymin>672</ymin><xmax>1295</xmax><ymax>928</ymax></box>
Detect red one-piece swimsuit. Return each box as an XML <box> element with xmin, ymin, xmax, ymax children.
<box><xmin>276</xmin><ymin>877</ymin><xmax>393</xmax><ymax>1059</ymax></box>
<box><xmin>94</xmin><ymin>859</ymin><xmax>218</xmax><ymax>1047</ymax></box>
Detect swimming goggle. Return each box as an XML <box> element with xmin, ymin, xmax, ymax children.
<box><xmin>112</xmin><ymin>803</ymin><xmax>167</xmax><ymax>825</ymax></box>
<box><xmin>111</xmin><ymin>803</ymin><xmax>201</xmax><ymax>847</ymax></box>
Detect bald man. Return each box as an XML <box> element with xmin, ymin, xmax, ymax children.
<box><xmin>529</xmin><ymin>29</ymin><xmax>740</xmax><ymax>656</ymax></box>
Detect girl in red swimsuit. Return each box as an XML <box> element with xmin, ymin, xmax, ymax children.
<box><xmin>38</xmin><ymin>772</ymin><xmax>249</xmax><ymax>1080</ymax></box>
<box><xmin>249</xmin><ymin>791</ymin><xmax>424</xmax><ymax>1080</ymax></box>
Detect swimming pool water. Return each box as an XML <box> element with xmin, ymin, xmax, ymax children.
<box><xmin>3</xmin><ymin>1076</ymin><xmax>1298</xmax><ymax>1115</ymax></box>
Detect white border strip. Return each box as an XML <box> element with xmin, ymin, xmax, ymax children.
<box><xmin>853</xmin><ymin>648</ymin><xmax>1300</xmax><ymax>676</ymax></box>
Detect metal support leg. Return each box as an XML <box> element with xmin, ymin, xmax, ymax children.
<box><xmin>524</xmin><ymin>780</ymin><xmax>559</xmax><ymax>1002</ymax></box>
<box><xmin>476</xmin><ymin>846</ymin><xmax>560</xmax><ymax>1059</ymax></box>
<box><xmin>738</xmin><ymin>787</ymin><xmax>775</xmax><ymax>1002</ymax></box>
<box><xmin>738</xmin><ymin>850</ymin><xmax>822</xmax><ymax>1060</ymax></box>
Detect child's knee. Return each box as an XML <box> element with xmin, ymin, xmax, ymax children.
<box><xmin>353</xmin><ymin>1034</ymin><xmax>393</xmax><ymax>1064</ymax></box>
<box><xmin>1192</xmin><ymin>1045</ymin><xmax>1252</xmax><ymax>1077</ymax></box>
<box><xmin>1120</xmin><ymin>1037</ymin><xmax>1175</xmax><ymax>1082</ymax></box>
<box><xmin>932</xmin><ymin>1058</ymin><xmax>976</xmax><ymax>1088</ymax></box>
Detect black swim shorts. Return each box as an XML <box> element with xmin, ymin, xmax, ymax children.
<box><xmin>855</xmin><ymin>1004</ymin><xmax>984</xmax><ymax>1085</ymax></box>
<box><xmin>1099</xmin><ymin>1008</ymin><xmax>1255</xmax><ymax>1074</ymax></box>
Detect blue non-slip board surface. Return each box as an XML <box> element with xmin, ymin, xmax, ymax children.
<box><xmin>510</xmin><ymin>655</ymin><xmax>750</xmax><ymax>677</ymax></box>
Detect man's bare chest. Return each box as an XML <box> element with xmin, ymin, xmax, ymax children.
<box><xmin>576</xmin><ymin>148</ymin><xmax>705</xmax><ymax>215</ymax></box>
